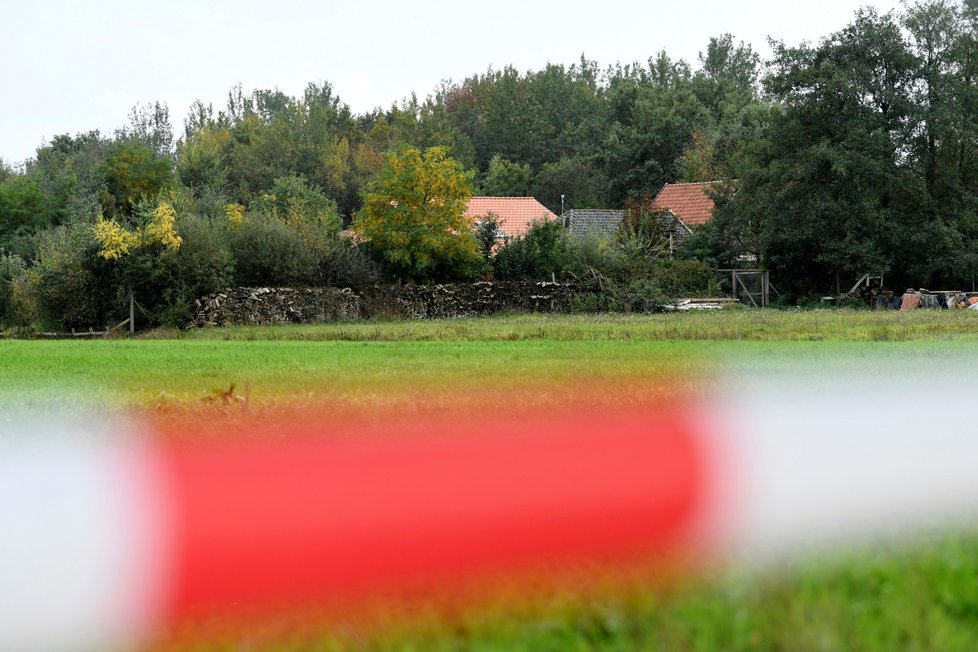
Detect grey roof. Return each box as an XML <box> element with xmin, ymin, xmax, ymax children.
<box><xmin>563</xmin><ymin>209</ymin><xmax>626</xmax><ymax>237</ymax></box>
<box><xmin>563</xmin><ymin>208</ymin><xmax>693</xmax><ymax>239</ymax></box>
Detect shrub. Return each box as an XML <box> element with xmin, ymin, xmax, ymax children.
<box><xmin>475</xmin><ymin>213</ymin><xmax>502</xmax><ymax>261</ymax></box>
<box><xmin>173</xmin><ymin>184</ymin><xmax>230</xmax><ymax>222</ymax></box>
<box><xmin>615</xmin><ymin>278</ymin><xmax>669</xmax><ymax>313</ymax></box>
<box><xmin>562</xmin><ymin>231</ymin><xmax>630</xmax><ymax>284</ymax></box>
<box><xmin>231</xmin><ymin>214</ymin><xmax>319</xmax><ymax>286</ymax></box>
<box><xmin>254</xmin><ymin>176</ymin><xmax>342</xmax><ymax>257</ymax></box>
<box><xmin>319</xmin><ymin>244</ymin><xmax>380</xmax><ymax>291</ymax></box>
<box><xmin>155</xmin><ymin>214</ymin><xmax>235</xmax><ymax>325</ymax></box>
<box><xmin>617</xmin><ymin>195</ymin><xmax>671</xmax><ymax>260</ymax></box>
<box><xmin>254</xmin><ymin>176</ymin><xmax>341</xmax><ymax>230</ymax></box>
<box><xmin>112</xmin><ymin>246</ymin><xmax>178</xmax><ymax>326</ymax></box>
<box><xmin>169</xmin><ymin>214</ymin><xmax>233</xmax><ymax>297</ymax></box>
<box><xmin>8</xmin><ymin>275</ymin><xmax>37</xmax><ymax>328</ymax></box>
<box><xmin>0</xmin><ymin>252</ymin><xmax>25</xmax><ymax>326</ymax></box>
<box><xmin>493</xmin><ymin>220</ymin><xmax>568</xmax><ymax>282</ymax></box>
<box><xmin>29</xmin><ymin>224</ymin><xmax>115</xmax><ymax>329</ymax></box>
<box><xmin>651</xmin><ymin>259</ymin><xmax>716</xmax><ymax>297</ymax></box>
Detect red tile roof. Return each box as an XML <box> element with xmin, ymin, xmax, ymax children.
<box><xmin>465</xmin><ymin>197</ymin><xmax>557</xmax><ymax>238</ymax></box>
<box><xmin>653</xmin><ymin>182</ymin><xmax>721</xmax><ymax>227</ymax></box>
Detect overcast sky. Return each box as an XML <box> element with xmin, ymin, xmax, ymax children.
<box><xmin>1</xmin><ymin>0</ymin><xmax>905</xmax><ymax>165</ymax></box>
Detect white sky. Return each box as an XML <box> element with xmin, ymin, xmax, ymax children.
<box><xmin>1</xmin><ymin>0</ymin><xmax>904</xmax><ymax>166</ymax></box>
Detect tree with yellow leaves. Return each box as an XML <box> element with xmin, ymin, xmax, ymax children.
<box><xmin>351</xmin><ymin>147</ymin><xmax>483</xmax><ymax>282</ymax></box>
<box><xmin>92</xmin><ymin>201</ymin><xmax>185</xmax><ymax>328</ymax></box>
<box><xmin>94</xmin><ymin>202</ymin><xmax>183</xmax><ymax>260</ymax></box>
<box><xmin>93</xmin><ymin>214</ymin><xmax>140</xmax><ymax>260</ymax></box>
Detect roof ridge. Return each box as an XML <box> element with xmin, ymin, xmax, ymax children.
<box><xmin>660</xmin><ymin>180</ymin><xmax>725</xmax><ymax>187</ymax></box>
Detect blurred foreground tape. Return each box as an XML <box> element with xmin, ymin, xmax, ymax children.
<box><xmin>4</xmin><ymin>369</ymin><xmax>978</xmax><ymax>650</ymax></box>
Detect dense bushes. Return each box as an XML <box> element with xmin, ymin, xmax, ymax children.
<box><xmin>492</xmin><ymin>221</ymin><xmax>567</xmax><ymax>282</ymax></box>
<box><xmin>319</xmin><ymin>244</ymin><xmax>379</xmax><ymax>290</ymax></box>
<box><xmin>651</xmin><ymin>259</ymin><xmax>716</xmax><ymax>297</ymax></box>
<box><xmin>170</xmin><ymin>214</ymin><xmax>233</xmax><ymax>298</ymax></box>
<box><xmin>0</xmin><ymin>252</ymin><xmax>25</xmax><ymax>326</ymax></box>
<box><xmin>492</xmin><ymin>221</ymin><xmax>714</xmax><ymax>313</ymax></box>
<box><xmin>0</xmin><ymin>191</ymin><xmax>376</xmax><ymax>330</ymax></box>
<box><xmin>232</xmin><ymin>215</ymin><xmax>320</xmax><ymax>286</ymax></box>
<box><xmin>26</xmin><ymin>225</ymin><xmax>103</xmax><ymax>328</ymax></box>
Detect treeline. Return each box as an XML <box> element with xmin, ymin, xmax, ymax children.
<box><xmin>1</xmin><ymin>0</ymin><xmax>977</xmax><ymax>329</ymax></box>
<box><xmin>702</xmin><ymin>0</ymin><xmax>978</xmax><ymax>296</ymax></box>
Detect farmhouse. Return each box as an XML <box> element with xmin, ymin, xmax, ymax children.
<box><xmin>465</xmin><ymin>196</ymin><xmax>558</xmax><ymax>242</ymax></box>
<box><xmin>561</xmin><ymin>181</ymin><xmax>730</xmax><ymax>256</ymax></box>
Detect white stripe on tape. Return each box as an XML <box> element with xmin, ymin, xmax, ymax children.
<box><xmin>0</xmin><ymin>415</ymin><xmax>167</xmax><ymax>652</ymax></box>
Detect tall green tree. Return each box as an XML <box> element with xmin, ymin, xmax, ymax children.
<box><xmin>602</xmin><ymin>55</ymin><xmax>710</xmax><ymax>204</ymax></box>
<box><xmin>719</xmin><ymin>6</ymin><xmax>963</xmax><ymax>296</ymax></box>
<box><xmin>0</xmin><ymin>175</ymin><xmax>44</xmax><ymax>246</ymax></box>
<box><xmin>438</xmin><ymin>59</ymin><xmax>607</xmax><ymax>174</ymax></box>
<box><xmin>117</xmin><ymin>101</ymin><xmax>174</xmax><ymax>159</ymax></box>
<box><xmin>481</xmin><ymin>156</ymin><xmax>531</xmax><ymax>196</ymax></box>
<box><xmin>176</xmin><ymin>103</ymin><xmax>231</xmax><ymax>196</ymax></box>
<box><xmin>100</xmin><ymin>140</ymin><xmax>174</xmax><ymax>217</ymax></box>
<box><xmin>687</xmin><ymin>35</ymin><xmax>767</xmax><ymax>179</ymax></box>
<box><xmin>692</xmin><ymin>34</ymin><xmax>761</xmax><ymax>124</ymax></box>
<box><xmin>531</xmin><ymin>157</ymin><xmax>608</xmax><ymax>213</ymax></box>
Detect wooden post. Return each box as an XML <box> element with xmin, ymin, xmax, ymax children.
<box><xmin>129</xmin><ymin>291</ymin><xmax>135</xmax><ymax>337</ymax></box>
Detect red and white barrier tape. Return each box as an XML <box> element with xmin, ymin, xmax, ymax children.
<box><xmin>3</xmin><ymin>373</ymin><xmax>978</xmax><ymax>650</ymax></box>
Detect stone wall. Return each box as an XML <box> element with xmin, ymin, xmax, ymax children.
<box><xmin>189</xmin><ymin>282</ymin><xmax>593</xmax><ymax>327</ymax></box>
<box><xmin>362</xmin><ymin>281</ymin><xmax>590</xmax><ymax>319</ymax></box>
<box><xmin>189</xmin><ymin>287</ymin><xmax>362</xmax><ymax>328</ymax></box>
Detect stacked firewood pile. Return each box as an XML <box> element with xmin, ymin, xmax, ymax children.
<box><xmin>188</xmin><ymin>287</ymin><xmax>362</xmax><ymax>327</ymax></box>
<box><xmin>362</xmin><ymin>281</ymin><xmax>591</xmax><ymax>319</ymax></box>
<box><xmin>188</xmin><ymin>282</ymin><xmax>594</xmax><ymax>327</ymax></box>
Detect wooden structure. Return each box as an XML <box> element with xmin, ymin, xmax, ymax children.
<box><xmin>849</xmin><ymin>273</ymin><xmax>884</xmax><ymax>294</ymax></box>
<box><xmin>718</xmin><ymin>269</ymin><xmax>777</xmax><ymax>308</ymax></box>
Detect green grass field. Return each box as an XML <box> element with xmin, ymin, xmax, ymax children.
<box><xmin>4</xmin><ymin>309</ymin><xmax>978</xmax><ymax>650</ymax></box>
<box><xmin>182</xmin><ymin>308</ymin><xmax>978</xmax><ymax>342</ymax></box>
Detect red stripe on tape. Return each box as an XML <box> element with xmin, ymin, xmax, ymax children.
<box><xmin>155</xmin><ymin>405</ymin><xmax>704</xmax><ymax>620</ymax></box>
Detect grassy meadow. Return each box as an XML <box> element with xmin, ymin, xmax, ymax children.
<box><xmin>183</xmin><ymin>308</ymin><xmax>978</xmax><ymax>342</ymax></box>
<box><xmin>4</xmin><ymin>308</ymin><xmax>978</xmax><ymax>650</ymax></box>
<box><xmin>4</xmin><ymin>309</ymin><xmax>977</xmax><ymax>410</ymax></box>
